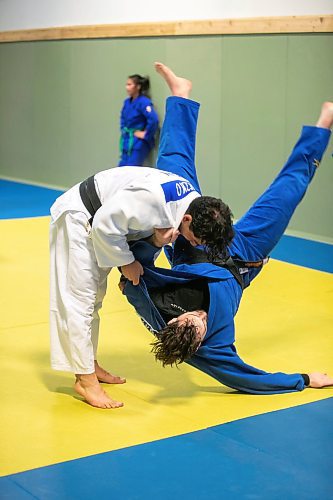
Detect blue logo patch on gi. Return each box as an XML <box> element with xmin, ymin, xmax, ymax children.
<box><xmin>161</xmin><ymin>180</ymin><xmax>195</xmax><ymax>202</ymax></box>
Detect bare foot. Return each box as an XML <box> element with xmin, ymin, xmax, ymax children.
<box><xmin>316</xmin><ymin>101</ymin><xmax>333</xmax><ymax>129</ymax></box>
<box><xmin>94</xmin><ymin>360</ymin><xmax>126</xmax><ymax>384</ymax></box>
<box><xmin>74</xmin><ymin>373</ymin><xmax>124</xmax><ymax>409</ymax></box>
<box><xmin>155</xmin><ymin>62</ymin><xmax>192</xmax><ymax>98</ymax></box>
<box><xmin>309</xmin><ymin>372</ymin><xmax>333</xmax><ymax>388</ymax></box>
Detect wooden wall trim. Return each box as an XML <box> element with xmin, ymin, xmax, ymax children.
<box><xmin>0</xmin><ymin>15</ymin><xmax>332</xmax><ymax>43</ymax></box>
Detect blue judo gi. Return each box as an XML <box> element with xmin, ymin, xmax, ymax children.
<box><xmin>118</xmin><ymin>94</ymin><xmax>159</xmax><ymax>167</ymax></box>
<box><xmin>124</xmin><ymin>96</ymin><xmax>331</xmax><ymax>394</ymax></box>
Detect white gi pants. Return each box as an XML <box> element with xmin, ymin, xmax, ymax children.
<box><xmin>50</xmin><ymin>211</ymin><xmax>110</xmax><ymax>373</ymax></box>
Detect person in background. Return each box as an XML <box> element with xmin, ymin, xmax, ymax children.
<box><xmin>118</xmin><ymin>74</ymin><xmax>159</xmax><ymax>167</ymax></box>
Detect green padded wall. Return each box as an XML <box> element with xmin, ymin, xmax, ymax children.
<box><xmin>0</xmin><ymin>34</ymin><xmax>332</xmax><ymax>239</ymax></box>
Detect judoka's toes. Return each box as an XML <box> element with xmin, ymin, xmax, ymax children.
<box><xmin>104</xmin><ymin>398</ymin><xmax>124</xmax><ymax>409</ymax></box>
<box><xmin>95</xmin><ymin>362</ymin><xmax>126</xmax><ymax>384</ymax></box>
<box><xmin>111</xmin><ymin>400</ymin><xmax>124</xmax><ymax>408</ymax></box>
<box><xmin>99</xmin><ymin>374</ymin><xmax>126</xmax><ymax>384</ymax></box>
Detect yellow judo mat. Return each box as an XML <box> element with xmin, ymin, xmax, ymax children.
<box><xmin>1</xmin><ymin>216</ymin><xmax>332</xmax><ymax>476</ymax></box>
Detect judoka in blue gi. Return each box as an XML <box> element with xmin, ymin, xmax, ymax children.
<box><xmin>118</xmin><ymin>74</ymin><xmax>159</xmax><ymax>167</ymax></box>
<box><xmin>122</xmin><ymin>63</ymin><xmax>333</xmax><ymax>394</ymax></box>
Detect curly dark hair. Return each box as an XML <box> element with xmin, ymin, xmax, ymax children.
<box><xmin>186</xmin><ymin>196</ymin><xmax>234</xmax><ymax>261</ymax></box>
<box><xmin>151</xmin><ymin>321</ymin><xmax>201</xmax><ymax>367</ymax></box>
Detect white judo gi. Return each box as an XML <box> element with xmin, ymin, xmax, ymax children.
<box><xmin>50</xmin><ymin>166</ymin><xmax>200</xmax><ymax>373</ymax></box>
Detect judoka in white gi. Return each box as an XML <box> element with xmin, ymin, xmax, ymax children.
<box><xmin>49</xmin><ymin>63</ymin><xmax>229</xmax><ymax>409</ymax></box>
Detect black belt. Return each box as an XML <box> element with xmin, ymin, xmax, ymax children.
<box><xmin>172</xmin><ymin>238</ymin><xmax>247</xmax><ymax>290</ymax></box>
<box><xmin>79</xmin><ymin>175</ymin><xmax>102</xmax><ymax>225</ymax></box>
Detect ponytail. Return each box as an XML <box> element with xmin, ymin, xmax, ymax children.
<box><xmin>128</xmin><ymin>74</ymin><xmax>151</xmax><ymax>97</ymax></box>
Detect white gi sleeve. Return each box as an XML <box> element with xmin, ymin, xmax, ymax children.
<box><xmin>91</xmin><ymin>188</ymin><xmax>173</xmax><ymax>268</ymax></box>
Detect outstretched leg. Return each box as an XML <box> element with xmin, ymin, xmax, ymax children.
<box><xmin>230</xmin><ymin>102</ymin><xmax>333</xmax><ymax>263</ymax></box>
<box><xmin>155</xmin><ymin>62</ymin><xmax>201</xmax><ymax>192</ymax></box>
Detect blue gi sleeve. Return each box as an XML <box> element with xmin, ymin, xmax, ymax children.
<box><xmin>187</xmin><ymin>344</ymin><xmax>305</xmax><ymax>394</ymax></box>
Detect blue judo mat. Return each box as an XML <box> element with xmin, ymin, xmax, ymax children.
<box><xmin>0</xmin><ymin>179</ymin><xmax>63</xmax><ymax>219</ymax></box>
<box><xmin>1</xmin><ymin>399</ymin><xmax>332</xmax><ymax>500</ymax></box>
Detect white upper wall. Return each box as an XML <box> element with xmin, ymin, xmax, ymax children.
<box><xmin>0</xmin><ymin>0</ymin><xmax>332</xmax><ymax>31</ymax></box>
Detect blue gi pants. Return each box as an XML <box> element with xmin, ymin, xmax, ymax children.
<box><xmin>157</xmin><ymin>96</ymin><xmax>201</xmax><ymax>193</ymax></box>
